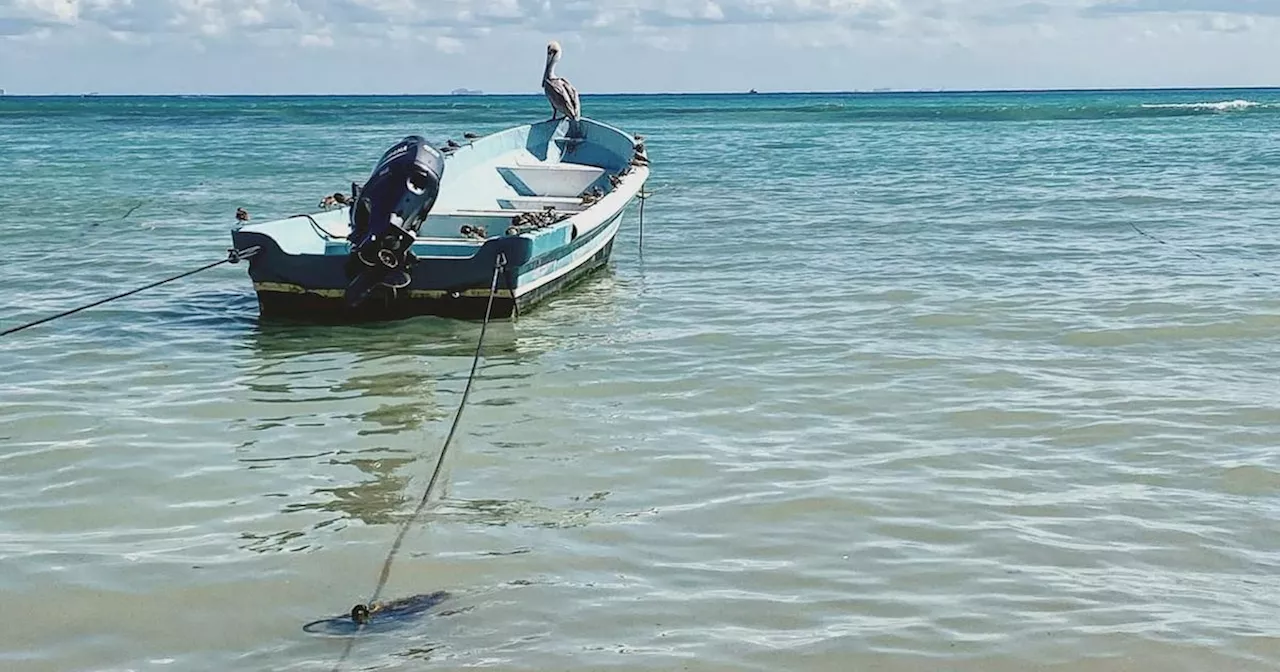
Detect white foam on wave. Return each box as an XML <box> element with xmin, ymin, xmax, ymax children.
<box><xmin>1140</xmin><ymin>99</ymin><xmax>1263</xmax><ymax>112</ymax></box>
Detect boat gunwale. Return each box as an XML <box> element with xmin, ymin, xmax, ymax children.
<box><xmin>233</xmin><ymin>116</ymin><xmax>646</xmax><ymax>259</ymax></box>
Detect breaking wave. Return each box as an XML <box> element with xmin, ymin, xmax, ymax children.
<box><xmin>1139</xmin><ymin>99</ymin><xmax>1262</xmax><ymax>112</ymax></box>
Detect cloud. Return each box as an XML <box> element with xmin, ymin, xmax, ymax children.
<box><xmin>634</xmin><ymin>31</ymin><xmax>692</xmax><ymax>51</ymax></box>
<box><xmin>971</xmin><ymin>1</ymin><xmax>1057</xmax><ymax>25</ymax></box>
<box><xmin>1083</xmin><ymin>0</ymin><xmax>1280</xmax><ymax>17</ymax></box>
<box><xmin>1079</xmin><ymin>0</ymin><xmax>1273</xmax><ymax>34</ymax></box>
<box><xmin>3</xmin><ymin>0</ymin><xmax>1279</xmax><ymax>95</ymax></box>
<box><xmin>0</xmin><ymin>0</ymin><xmax>317</xmax><ymax>39</ymax></box>
<box><xmin>298</xmin><ymin>30</ymin><xmax>333</xmax><ymax>47</ymax></box>
<box><xmin>1200</xmin><ymin>12</ymin><xmax>1255</xmax><ymax>30</ymax></box>
<box><xmin>11</xmin><ymin>0</ymin><xmax>82</xmax><ymax>23</ymax></box>
<box><xmin>0</xmin><ymin>0</ymin><xmax>913</xmax><ymax>42</ymax></box>
<box><xmin>434</xmin><ymin>34</ymin><xmax>464</xmax><ymax>52</ymax></box>
<box><xmin>0</xmin><ymin>16</ymin><xmax>55</xmax><ymax>35</ymax></box>
<box><xmin>1</xmin><ymin>0</ymin><xmax>1276</xmax><ymax>46</ymax></box>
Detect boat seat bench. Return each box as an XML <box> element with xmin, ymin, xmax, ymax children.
<box><xmin>496</xmin><ymin>163</ymin><xmax>607</xmax><ymax>198</ymax></box>
<box><xmin>500</xmin><ymin>196</ymin><xmax>584</xmax><ymax>205</ymax></box>
<box><xmin>497</xmin><ymin>196</ymin><xmax>586</xmax><ymax>210</ymax></box>
<box><xmin>442</xmin><ymin>208</ymin><xmax>576</xmax><ymax>218</ymax></box>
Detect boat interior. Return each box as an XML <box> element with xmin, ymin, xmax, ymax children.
<box><xmin>414</xmin><ymin>120</ymin><xmax>637</xmax><ymax>240</ymax></box>
<box><xmin>248</xmin><ymin>119</ymin><xmax>641</xmax><ymax>249</ymax></box>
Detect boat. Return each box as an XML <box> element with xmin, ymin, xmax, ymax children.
<box><xmin>229</xmin><ymin>117</ymin><xmax>650</xmax><ymax>322</ymax></box>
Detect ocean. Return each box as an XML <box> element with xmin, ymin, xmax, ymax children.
<box><xmin>2</xmin><ymin>88</ymin><xmax>1280</xmax><ymax>671</ymax></box>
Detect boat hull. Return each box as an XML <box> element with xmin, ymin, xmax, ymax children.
<box><xmin>240</xmin><ymin>203</ymin><xmax>628</xmax><ymax>323</ymax></box>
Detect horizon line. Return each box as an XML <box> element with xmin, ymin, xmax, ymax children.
<box><xmin>3</xmin><ymin>84</ymin><xmax>1280</xmax><ymax>97</ymax></box>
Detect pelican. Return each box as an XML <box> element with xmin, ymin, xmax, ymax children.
<box><xmin>542</xmin><ymin>41</ymin><xmax>581</xmax><ymax>126</ymax></box>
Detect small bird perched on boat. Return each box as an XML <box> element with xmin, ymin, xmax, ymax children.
<box><xmin>542</xmin><ymin>41</ymin><xmax>581</xmax><ymax>130</ymax></box>
<box><xmin>632</xmin><ymin>138</ymin><xmax>649</xmax><ymax>166</ymax></box>
<box><xmin>320</xmin><ymin>192</ymin><xmax>350</xmax><ymax>209</ymax></box>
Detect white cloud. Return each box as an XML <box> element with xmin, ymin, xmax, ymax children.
<box><xmin>16</xmin><ymin>0</ymin><xmax>83</xmax><ymax>23</ymax></box>
<box><xmin>0</xmin><ymin>0</ymin><xmax>916</xmax><ymax>40</ymax></box>
<box><xmin>238</xmin><ymin>7</ymin><xmax>265</xmax><ymax>25</ymax></box>
<box><xmin>1</xmin><ymin>0</ymin><xmax>1278</xmax><ymax>93</ymax></box>
<box><xmin>299</xmin><ymin>30</ymin><xmax>333</xmax><ymax>46</ymax></box>
<box><xmin>633</xmin><ymin>26</ymin><xmax>693</xmax><ymax>51</ymax></box>
<box><xmin>434</xmin><ymin>34</ymin><xmax>464</xmax><ymax>52</ymax></box>
<box><xmin>1202</xmin><ymin>11</ymin><xmax>1255</xmax><ymax>32</ymax></box>
<box><xmin>1085</xmin><ymin>0</ymin><xmax>1280</xmax><ymax>17</ymax></box>
<box><xmin>1</xmin><ymin>0</ymin><xmax>1276</xmax><ymax>44</ymax></box>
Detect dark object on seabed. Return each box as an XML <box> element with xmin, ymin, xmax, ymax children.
<box><xmin>302</xmin><ymin>591</ymin><xmax>451</xmax><ymax>636</ymax></box>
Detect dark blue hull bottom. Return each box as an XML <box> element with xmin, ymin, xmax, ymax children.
<box><xmin>254</xmin><ymin>238</ymin><xmax>615</xmax><ymax>323</ymax></box>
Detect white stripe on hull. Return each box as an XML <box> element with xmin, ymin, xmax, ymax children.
<box><xmin>513</xmin><ymin>208</ymin><xmax>626</xmax><ymax>299</ymax></box>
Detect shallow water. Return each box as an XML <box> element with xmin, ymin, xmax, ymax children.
<box><xmin>3</xmin><ymin>90</ymin><xmax>1280</xmax><ymax>671</ymax></box>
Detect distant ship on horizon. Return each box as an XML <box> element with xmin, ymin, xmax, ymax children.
<box><xmin>450</xmin><ymin>88</ymin><xmax>483</xmax><ymax>95</ymax></box>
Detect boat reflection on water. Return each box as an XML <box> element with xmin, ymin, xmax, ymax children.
<box><xmin>230</xmin><ymin>316</ymin><xmax>556</xmax><ymax>549</ymax></box>
<box><xmin>224</xmin><ymin>263</ymin><xmax>629</xmax><ymax>553</ymax></box>
<box><xmin>246</xmin><ymin>314</ymin><xmax>528</xmax><ymax>361</ymax></box>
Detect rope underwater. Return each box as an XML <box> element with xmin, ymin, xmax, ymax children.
<box><xmin>1129</xmin><ymin>222</ymin><xmax>1265</xmax><ymax>278</ymax></box>
<box><xmin>0</xmin><ymin>246</ymin><xmax>260</xmax><ymax>337</ymax></box>
<box><xmin>329</xmin><ymin>252</ymin><xmax>508</xmax><ymax>672</ymax></box>
<box><xmin>637</xmin><ymin>189</ymin><xmax>651</xmax><ymax>253</ymax></box>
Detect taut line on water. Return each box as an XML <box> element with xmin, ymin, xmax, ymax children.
<box><xmin>1128</xmin><ymin>222</ymin><xmax>1265</xmax><ymax>278</ymax></box>
<box><xmin>0</xmin><ymin>246</ymin><xmax>261</xmax><ymax>337</ymax></box>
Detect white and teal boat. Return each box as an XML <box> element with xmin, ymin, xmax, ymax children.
<box><xmin>230</xmin><ymin>117</ymin><xmax>649</xmax><ymax>322</ymax></box>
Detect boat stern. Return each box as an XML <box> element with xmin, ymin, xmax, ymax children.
<box><xmin>230</xmin><ymin>211</ymin><xmax>532</xmax><ymax>322</ymax></box>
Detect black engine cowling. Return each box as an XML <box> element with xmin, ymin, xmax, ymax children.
<box><xmin>344</xmin><ymin>135</ymin><xmax>446</xmax><ymax>307</ymax></box>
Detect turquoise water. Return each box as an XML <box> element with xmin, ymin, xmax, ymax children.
<box><xmin>3</xmin><ymin>88</ymin><xmax>1280</xmax><ymax>671</ymax></box>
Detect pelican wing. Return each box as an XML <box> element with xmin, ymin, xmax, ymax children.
<box><xmin>562</xmin><ymin>78</ymin><xmax>581</xmax><ymax>119</ymax></box>
<box><xmin>544</xmin><ymin>76</ymin><xmax>581</xmax><ymax>120</ymax></box>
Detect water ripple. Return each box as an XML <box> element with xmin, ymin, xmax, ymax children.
<box><xmin>4</xmin><ymin>91</ymin><xmax>1280</xmax><ymax>671</ymax></box>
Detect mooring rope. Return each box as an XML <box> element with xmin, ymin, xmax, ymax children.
<box><xmin>330</xmin><ymin>252</ymin><xmax>508</xmax><ymax>672</ymax></box>
<box><xmin>120</xmin><ymin>200</ymin><xmax>147</xmax><ymax>220</ymax></box>
<box><xmin>637</xmin><ymin>189</ymin><xmax>650</xmax><ymax>252</ymax></box>
<box><xmin>0</xmin><ymin>246</ymin><xmax>260</xmax><ymax>337</ymax></box>
<box><xmin>291</xmin><ymin>213</ymin><xmax>343</xmax><ymax>240</ymax></box>
<box><xmin>1129</xmin><ymin>222</ymin><xmax>1265</xmax><ymax>278</ymax></box>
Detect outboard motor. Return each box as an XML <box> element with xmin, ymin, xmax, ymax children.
<box><xmin>344</xmin><ymin>135</ymin><xmax>446</xmax><ymax>307</ymax></box>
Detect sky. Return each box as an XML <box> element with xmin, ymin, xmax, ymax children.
<box><xmin>0</xmin><ymin>0</ymin><xmax>1277</xmax><ymax>94</ymax></box>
